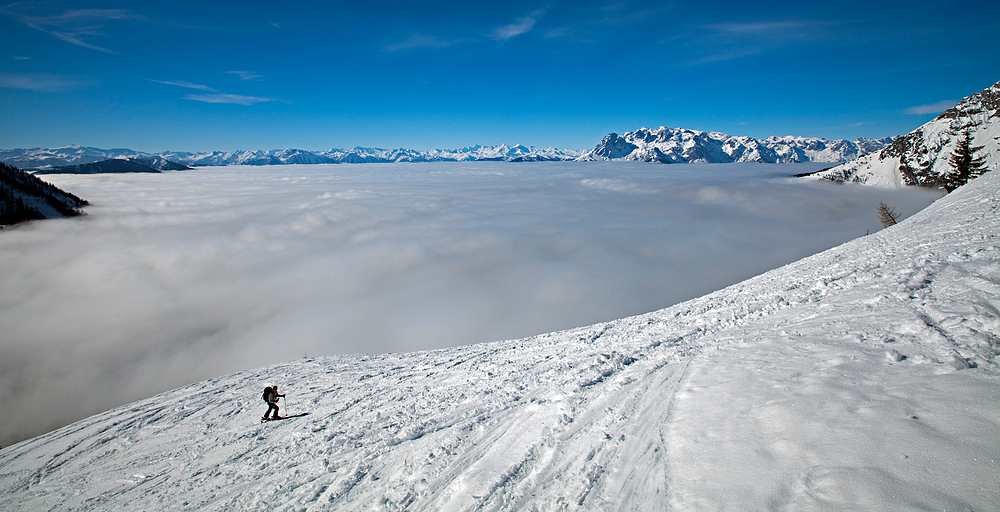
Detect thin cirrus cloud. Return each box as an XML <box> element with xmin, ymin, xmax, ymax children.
<box><xmin>228</xmin><ymin>71</ymin><xmax>262</xmax><ymax>81</ymax></box>
<box><xmin>703</xmin><ymin>20</ymin><xmax>820</xmax><ymax>34</ymax></box>
<box><xmin>384</xmin><ymin>8</ymin><xmax>547</xmax><ymax>51</ymax></box>
<box><xmin>183</xmin><ymin>93</ymin><xmax>278</xmax><ymax>105</ymax></box>
<box><xmin>490</xmin><ymin>9</ymin><xmax>546</xmax><ymax>41</ymax></box>
<box><xmin>0</xmin><ymin>73</ymin><xmax>84</xmax><ymax>92</ymax></box>
<box><xmin>385</xmin><ymin>34</ymin><xmax>455</xmax><ymax>52</ymax></box>
<box><xmin>148</xmin><ymin>79</ymin><xmax>217</xmax><ymax>92</ymax></box>
<box><xmin>904</xmin><ymin>99</ymin><xmax>957</xmax><ymax>115</ymax></box>
<box><xmin>151</xmin><ymin>78</ymin><xmax>279</xmax><ymax>105</ymax></box>
<box><xmin>1</xmin><ymin>6</ymin><xmax>140</xmax><ymax>53</ymax></box>
<box><xmin>684</xmin><ymin>19</ymin><xmax>832</xmax><ymax>64</ymax></box>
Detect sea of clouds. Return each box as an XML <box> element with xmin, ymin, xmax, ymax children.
<box><xmin>0</xmin><ymin>161</ymin><xmax>941</xmax><ymax>446</ymax></box>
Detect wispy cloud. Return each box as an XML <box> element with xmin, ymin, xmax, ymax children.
<box><xmin>540</xmin><ymin>3</ymin><xmax>676</xmax><ymax>43</ymax></box>
<box><xmin>228</xmin><ymin>71</ymin><xmax>262</xmax><ymax>81</ymax></box>
<box><xmin>151</xmin><ymin>79</ymin><xmax>279</xmax><ymax>105</ymax></box>
<box><xmin>684</xmin><ymin>19</ymin><xmax>835</xmax><ymax>65</ymax></box>
<box><xmin>703</xmin><ymin>20</ymin><xmax>818</xmax><ymax>34</ymax></box>
<box><xmin>490</xmin><ymin>9</ymin><xmax>547</xmax><ymax>41</ymax></box>
<box><xmin>1</xmin><ymin>6</ymin><xmax>141</xmax><ymax>53</ymax></box>
<box><xmin>148</xmin><ymin>79</ymin><xmax>216</xmax><ymax>92</ymax></box>
<box><xmin>385</xmin><ymin>34</ymin><xmax>455</xmax><ymax>52</ymax></box>
<box><xmin>184</xmin><ymin>93</ymin><xmax>278</xmax><ymax>105</ymax></box>
<box><xmin>384</xmin><ymin>7</ymin><xmax>548</xmax><ymax>51</ymax></box>
<box><xmin>904</xmin><ymin>99</ymin><xmax>957</xmax><ymax>115</ymax></box>
<box><xmin>0</xmin><ymin>73</ymin><xmax>84</xmax><ymax>92</ymax></box>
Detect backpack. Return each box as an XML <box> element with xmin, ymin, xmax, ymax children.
<box><xmin>262</xmin><ymin>387</ymin><xmax>273</xmax><ymax>402</ymax></box>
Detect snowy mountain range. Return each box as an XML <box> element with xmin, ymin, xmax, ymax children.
<box><xmin>1</xmin><ymin>135</ymin><xmax>892</xmax><ymax>170</ymax></box>
<box><xmin>815</xmin><ymin>79</ymin><xmax>1000</xmax><ymax>186</ymax></box>
<box><xmin>0</xmin><ymin>145</ymin><xmax>587</xmax><ymax>169</ymax></box>
<box><xmin>1</xmin><ymin>166</ymin><xmax>996</xmax><ymax>510</ymax></box>
<box><xmin>579</xmin><ymin>127</ymin><xmax>893</xmax><ymax>164</ymax></box>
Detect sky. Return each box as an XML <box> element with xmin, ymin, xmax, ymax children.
<box><xmin>0</xmin><ymin>161</ymin><xmax>942</xmax><ymax>445</ymax></box>
<box><xmin>1</xmin><ymin>0</ymin><xmax>998</xmax><ymax>153</ymax></box>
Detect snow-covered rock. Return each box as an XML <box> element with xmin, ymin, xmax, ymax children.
<box><xmin>1</xmin><ymin>164</ymin><xmax>997</xmax><ymax>510</ymax></box>
<box><xmin>580</xmin><ymin>127</ymin><xmax>891</xmax><ymax>164</ymax></box>
<box><xmin>815</xmin><ymin>79</ymin><xmax>1000</xmax><ymax>186</ymax></box>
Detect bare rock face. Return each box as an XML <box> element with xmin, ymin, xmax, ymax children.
<box><xmin>590</xmin><ymin>133</ymin><xmax>639</xmax><ymax>160</ymax></box>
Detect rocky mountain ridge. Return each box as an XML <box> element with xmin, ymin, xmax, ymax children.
<box><xmin>815</xmin><ymin>79</ymin><xmax>1000</xmax><ymax>186</ymax></box>
<box><xmin>579</xmin><ymin>127</ymin><xmax>893</xmax><ymax>164</ymax></box>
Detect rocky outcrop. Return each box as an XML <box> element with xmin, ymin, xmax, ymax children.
<box><xmin>815</xmin><ymin>79</ymin><xmax>1000</xmax><ymax>187</ymax></box>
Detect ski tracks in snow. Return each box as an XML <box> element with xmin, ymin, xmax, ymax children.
<box><xmin>0</xmin><ymin>314</ymin><xmax>702</xmax><ymax>510</ymax></box>
<box><xmin>267</xmin><ymin>321</ymin><xmax>699</xmax><ymax>511</ymax></box>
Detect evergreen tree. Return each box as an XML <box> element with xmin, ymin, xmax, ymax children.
<box><xmin>944</xmin><ymin>130</ymin><xmax>988</xmax><ymax>192</ymax></box>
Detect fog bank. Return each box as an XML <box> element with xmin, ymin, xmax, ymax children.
<box><xmin>0</xmin><ymin>161</ymin><xmax>941</xmax><ymax>446</ymax></box>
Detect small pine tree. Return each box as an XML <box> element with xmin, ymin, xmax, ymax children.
<box><xmin>877</xmin><ymin>202</ymin><xmax>900</xmax><ymax>227</ymax></box>
<box><xmin>944</xmin><ymin>130</ymin><xmax>988</xmax><ymax>192</ymax></box>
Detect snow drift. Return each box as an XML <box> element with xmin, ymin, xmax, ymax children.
<box><xmin>0</xmin><ymin>169</ymin><xmax>997</xmax><ymax>509</ymax></box>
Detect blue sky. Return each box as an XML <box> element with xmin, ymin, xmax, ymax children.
<box><xmin>1</xmin><ymin>0</ymin><xmax>998</xmax><ymax>152</ymax></box>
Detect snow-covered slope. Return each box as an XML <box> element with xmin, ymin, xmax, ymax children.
<box><xmin>1</xmin><ymin>173</ymin><xmax>998</xmax><ymax>510</ymax></box>
<box><xmin>1</xmin><ymin>145</ymin><xmax>586</xmax><ymax>169</ymax></box>
<box><xmin>816</xmin><ymin>79</ymin><xmax>1000</xmax><ymax>187</ymax></box>
<box><xmin>580</xmin><ymin>127</ymin><xmax>891</xmax><ymax>164</ymax></box>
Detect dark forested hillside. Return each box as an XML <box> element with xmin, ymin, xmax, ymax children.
<box><xmin>0</xmin><ymin>162</ymin><xmax>89</xmax><ymax>226</ymax></box>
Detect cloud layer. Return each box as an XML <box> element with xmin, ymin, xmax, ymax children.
<box><xmin>0</xmin><ymin>162</ymin><xmax>941</xmax><ymax>446</ymax></box>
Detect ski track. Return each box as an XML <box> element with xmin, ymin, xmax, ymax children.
<box><xmin>1</xmin><ymin>173</ymin><xmax>999</xmax><ymax>510</ymax></box>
